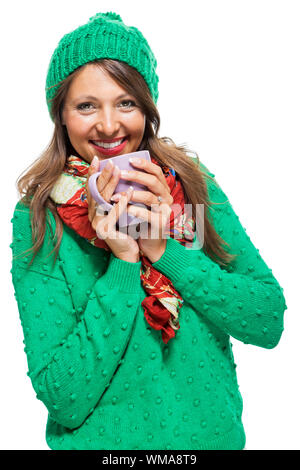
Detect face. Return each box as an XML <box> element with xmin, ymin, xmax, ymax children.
<box><xmin>62</xmin><ymin>64</ymin><xmax>146</xmax><ymax>163</ymax></box>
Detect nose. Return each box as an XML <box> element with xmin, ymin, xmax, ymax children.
<box><xmin>94</xmin><ymin>107</ymin><xmax>121</xmax><ymax>137</ymax></box>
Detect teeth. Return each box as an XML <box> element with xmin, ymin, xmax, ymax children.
<box><xmin>93</xmin><ymin>139</ymin><xmax>124</xmax><ymax>149</ymax></box>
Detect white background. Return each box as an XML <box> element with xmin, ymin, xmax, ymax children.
<box><xmin>1</xmin><ymin>0</ymin><xmax>299</xmax><ymax>450</ymax></box>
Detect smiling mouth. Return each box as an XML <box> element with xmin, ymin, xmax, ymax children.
<box><xmin>89</xmin><ymin>137</ymin><xmax>127</xmax><ymax>149</ymax></box>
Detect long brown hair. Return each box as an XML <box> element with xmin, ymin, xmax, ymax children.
<box><xmin>15</xmin><ymin>59</ymin><xmax>237</xmax><ymax>267</ymax></box>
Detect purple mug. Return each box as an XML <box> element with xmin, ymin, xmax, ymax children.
<box><xmin>88</xmin><ymin>150</ymin><xmax>151</xmax><ymax>227</ymax></box>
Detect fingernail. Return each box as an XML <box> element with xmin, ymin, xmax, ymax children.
<box><xmin>91</xmin><ymin>156</ymin><xmax>98</xmax><ymax>167</ymax></box>
<box><xmin>113</xmin><ymin>165</ymin><xmax>119</xmax><ymax>177</ymax></box>
<box><xmin>121</xmin><ymin>170</ymin><xmax>129</xmax><ymax>176</ymax></box>
<box><xmin>107</xmin><ymin>159</ymin><xmax>113</xmax><ymax>168</ymax></box>
<box><xmin>129</xmin><ymin>157</ymin><xmax>141</xmax><ymax>164</ymax></box>
<box><xmin>111</xmin><ymin>193</ymin><xmax>121</xmax><ymax>202</ymax></box>
<box><xmin>127</xmin><ymin>185</ymin><xmax>134</xmax><ymax>193</ymax></box>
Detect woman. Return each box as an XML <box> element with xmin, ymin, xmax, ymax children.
<box><xmin>11</xmin><ymin>11</ymin><xmax>287</xmax><ymax>450</ymax></box>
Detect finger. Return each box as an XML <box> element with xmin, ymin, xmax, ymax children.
<box><xmin>94</xmin><ymin>182</ymin><xmax>133</xmax><ymax>234</ymax></box>
<box><xmin>87</xmin><ymin>155</ymin><xmax>100</xmax><ymax>177</ymax></box>
<box><xmin>127</xmin><ymin>203</ymin><xmax>171</xmax><ymax>232</ymax></box>
<box><xmin>91</xmin><ymin>205</ymin><xmax>108</xmax><ymax>231</ymax></box>
<box><xmin>109</xmin><ymin>186</ymin><xmax>134</xmax><ymax>224</ymax></box>
<box><xmin>87</xmin><ymin>158</ymin><xmax>114</xmax><ymax>221</ymax></box>
<box><xmin>102</xmin><ymin>164</ymin><xmax>121</xmax><ymax>202</ymax></box>
<box><xmin>129</xmin><ymin>157</ymin><xmax>172</xmax><ymax>195</ymax></box>
<box><xmin>87</xmin><ymin>156</ymin><xmax>100</xmax><ymax>222</ymax></box>
<box><xmin>112</xmin><ymin>190</ymin><xmax>173</xmax><ymax>212</ymax></box>
<box><xmin>96</xmin><ymin>159</ymin><xmax>115</xmax><ymax>193</ymax></box>
<box><xmin>120</xmin><ymin>168</ymin><xmax>173</xmax><ymax>206</ymax></box>
<box><xmin>127</xmin><ymin>205</ymin><xmax>162</xmax><ymax>234</ymax></box>
<box><xmin>98</xmin><ymin>186</ymin><xmax>133</xmax><ymax>235</ymax></box>
<box><xmin>111</xmin><ymin>189</ymin><xmax>155</xmax><ymax>206</ymax></box>
<box><xmin>120</xmin><ymin>169</ymin><xmax>166</xmax><ymax>199</ymax></box>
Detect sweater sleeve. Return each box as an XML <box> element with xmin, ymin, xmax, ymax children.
<box><xmin>10</xmin><ymin>202</ymin><xmax>142</xmax><ymax>429</ymax></box>
<box><xmin>152</xmin><ymin>166</ymin><xmax>287</xmax><ymax>349</ymax></box>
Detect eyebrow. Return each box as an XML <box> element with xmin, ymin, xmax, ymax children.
<box><xmin>73</xmin><ymin>93</ymin><xmax>131</xmax><ymax>102</ymax></box>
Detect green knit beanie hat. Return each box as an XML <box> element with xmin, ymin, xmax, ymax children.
<box><xmin>45</xmin><ymin>11</ymin><xmax>159</xmax><ymax>121</ymax></box>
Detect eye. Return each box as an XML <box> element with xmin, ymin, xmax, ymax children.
<box><xmin>119</xmin><ymin>100</ymin><xmax>136</xmax><ymax>109</ymax></box>
<box><xmin>77</xmin><ymin>102</ymin><xmax>94</xmax><ymax>111</ymax></box>
<box><xmin>76</xmin><ymin>100</ymin><xmax>137</xmax><ymax>112</ymax></box>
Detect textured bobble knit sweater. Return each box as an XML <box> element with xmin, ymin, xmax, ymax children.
<box><xmin>10</xmin><ymin>160</ymin><xmax>287</xmax><ymax>450</ymax></box>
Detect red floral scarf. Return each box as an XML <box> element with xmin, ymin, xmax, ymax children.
<box><xmin>50</xmin><ymin>155</ymin><xmax>195</xmax><ymax>343</ymax></box>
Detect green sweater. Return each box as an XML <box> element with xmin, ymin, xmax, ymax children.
<box><xmin>10</xmin><ymin>161</ymin><xmax>287</xmax><ymax>450</ymax></box>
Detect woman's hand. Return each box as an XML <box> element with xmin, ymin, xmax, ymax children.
<box><xmin>110</xmin><ymin>157</ymin><xmax>173</xmax><ymax>263</ymax></box>
<box><xmin>86</xmin><ymin>156</ymin><xmax>140</xmax><ymax>263</ymax></box>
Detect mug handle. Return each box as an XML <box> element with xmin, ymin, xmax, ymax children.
<box><xmin>88</xmin><ymin>171</ymin><xmax>143</xmax><ymax>227</ymax></box>
<box><xmin>88</xmin><ymin>171</ymin><xmax>113</xmax><ymax>211</ymax></box>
